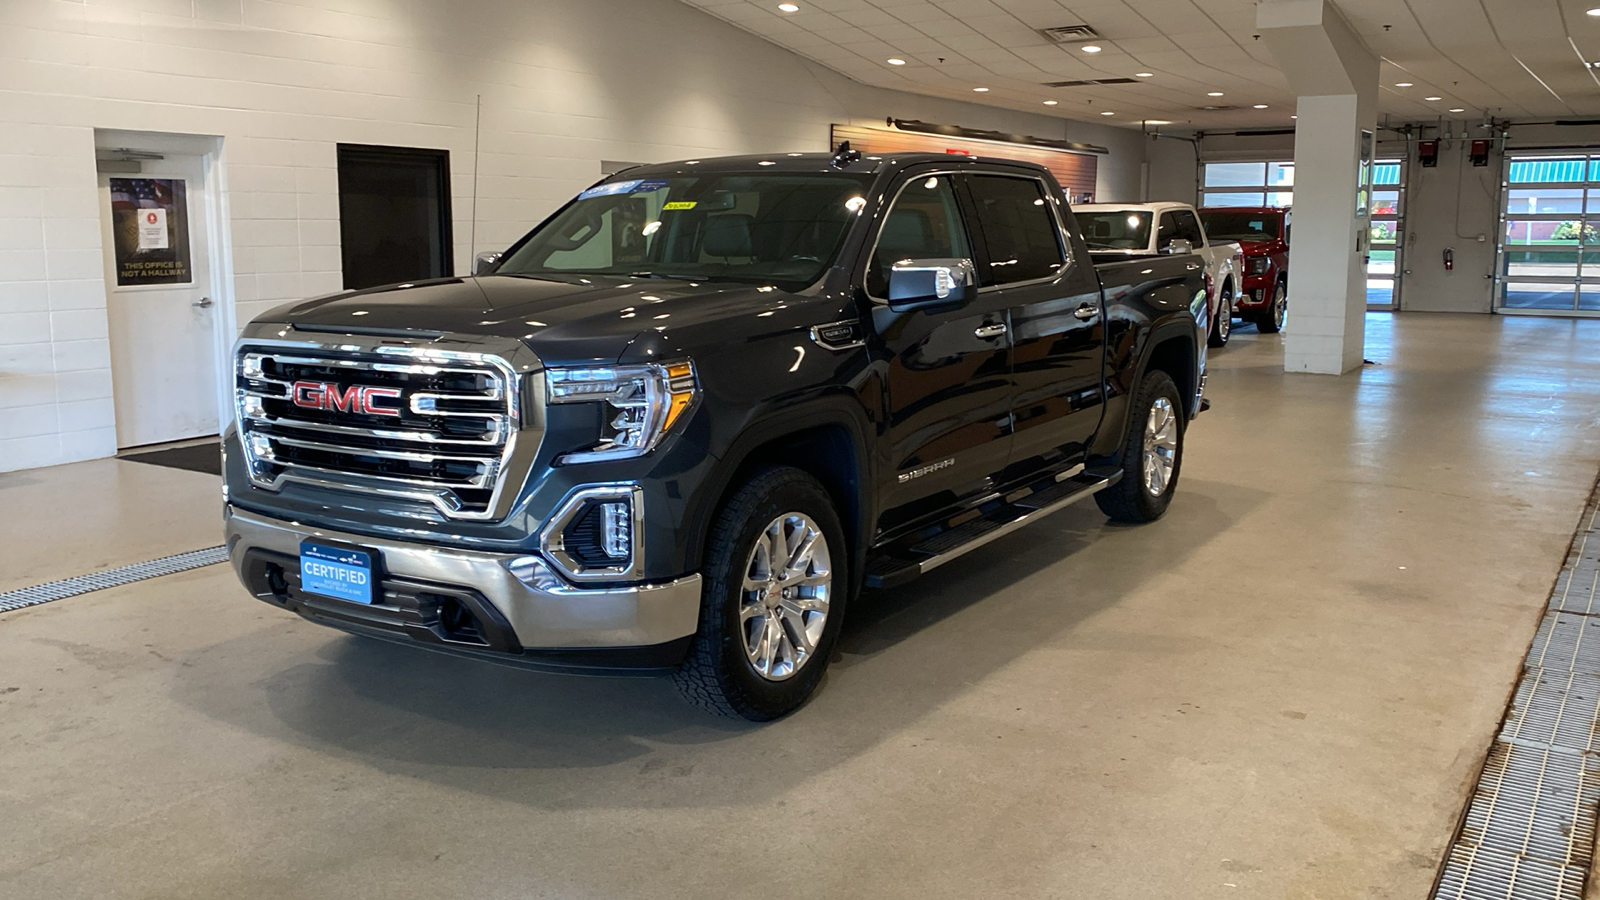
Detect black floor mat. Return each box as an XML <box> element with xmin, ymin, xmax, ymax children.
<box><xmin>121</xmin><ymin>441</ymin><xmax>222</xmax><ymax>476</ymax></box>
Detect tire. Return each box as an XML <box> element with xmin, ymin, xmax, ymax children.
<box><xmin>1208</xmin><ymin>284</ymin><xmax>1232</xmax><ymax>348</ymax></box>
<box><xmin>1094</xmin><ymin>369</ymin><xmax>1185</xmax><ymax>524</ymax></box>
<box><xmin>673</xmin><ymin>466</ymin><xmax>848</xmax><ymax>721</ymax></box>
<box><xmin>1257</xmin><ymin>280</ymin><xmax>1287</xmax><ymax>333</ymax></box>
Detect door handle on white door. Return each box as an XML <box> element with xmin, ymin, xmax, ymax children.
<box><xmin>973</xmin><ymin>323</ymin><xmax>1007</xmax><ymax>339</ymax></box>
<box><xmin>193</xmin><ymin>297</ymin><xmax>213</xmax><ymax>308</ymax></box>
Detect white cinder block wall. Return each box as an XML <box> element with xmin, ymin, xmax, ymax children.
<box><xmin>0</xmin><ymin>0</ymin><xmax>1147</xmax><ymax>473</ymax></box>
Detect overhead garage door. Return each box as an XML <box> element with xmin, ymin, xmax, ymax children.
<box><xmin>1498</xmin><ymin>154</ymin><xmax>1600</xmax><ymax>315</ymax></box>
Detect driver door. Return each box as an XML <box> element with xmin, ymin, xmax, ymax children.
<box><xmin>866</xmin><ymin>172</ymin><xmax>1014</xmax><ymax>534</ymax></box>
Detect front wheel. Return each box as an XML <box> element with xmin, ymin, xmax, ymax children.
<box><xmin>1208</xmin><ymin>286</ymin><xmax>1232</xmax><ymax>348</ymax></box>
<box><xmin>673</xmin><ymin>466</ymin><xmax>848</xmax><ymax>720</ymax></box>
<box><xmin>1094</xmin><ymin>369</ymin><xmax>1185</xmax><ymax>524</ymax></box>
<box><xmin>1257</xmin><ymin>281</ymin><xmax>1287</xmax><ymax>333</ymax></box>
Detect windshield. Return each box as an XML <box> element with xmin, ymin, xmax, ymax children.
<box><xmin>1198</xmin><ymin>212</ymin><xmax>1281</xmax><ymax>242</ymax></box>
<box><xmin>497</xmin><ymin>172</ymin><xmax>874</xmax><ymax>288</ymax></box>
<box><xmin>1074</xmin><ymin>211</ymin><xmax>1152</xmax><ymax>250</ymax></box>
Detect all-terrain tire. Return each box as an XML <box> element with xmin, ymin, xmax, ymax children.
<box><xmin>1093</xmin><ymin>369</ymin><xmax>1185</xmax><ymax>524</ymax></box>
<box><xmin>672</xmin><ymin>466</ymin><xmax>848</xmax><ymax>721</ymax></box>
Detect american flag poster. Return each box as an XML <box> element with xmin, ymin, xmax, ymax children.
<box><xmin>109</xmin><ymin>177</ymin><xmax>191</xmax><ymax>285</ymax></box>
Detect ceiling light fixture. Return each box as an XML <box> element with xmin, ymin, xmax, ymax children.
<box><xmin>1425</xmin><ymin>95</ymin><xmax>1442</xmax><ymax>101</ymax></box>
<box><xmin>973</xmin><ymin>87</ymin><xmax>989</xmax><ymax>92</ymax></box>
<box><xmin>1449</xmin><ymin>107</ymin><xmax>1466</xmax><ymax>113</ymax></box>
<box><xmin>1043</xmin><ymin>100</ymin><xmax>1058</xmax><ymax>105</ymax></box>
<box><xmin>778</xmin><ymin>2</ymin><xmax>799</xmax><ymax>11</ymax></box>
<box><xmin>1101</xmin><ymin>110</ymin><xmax>1115</xmax><ymax>115</ymax></box>
<box><xmin>1135</xmin><ymin>72</ymin><xmax>1154</xmax><ymax>77</ymax></box>
<box><xmin>1253</xmin><ymin>104</ymin><xmax>1268</xmax><ymax>109</ymax></box>
<box><xmin>1588</xmin><ymin>7</ymin><xmax>1600</xmax><ymax>15</ymax></box>
<box><xmin>1146</xmin><ymin>119</ymin><xmax>1171</xmax><ymax>125</ymax></box>
<box><xmin>1081</xmin><ymin>44</ymin><xmax>1103</xmax><ymax>53</ymax></box>
<box><xmin>1395</xmin><ymin>81</ymin><xmax>1413</xmax><ymax>87</ymax></box>
<box><xmin>887</xmin><ymin>58</ymin><xmax>905</xmax><ymax>65</ymax></box>
<box><xmin>1207</xmin><ymin>91</ymin><xmax>1224</xmax><ymax>97</ymax></box>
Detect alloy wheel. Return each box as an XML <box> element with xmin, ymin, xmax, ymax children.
<box><xmin>1218</xmin><ymin>293</ymin><xmax>1232</xmax><ymax>341</ymax></box>
<box><xmin>738</xmin><ymin>512</ymin><xmax>832</xmax><ymax>681</ymax></box>
<box><xmin>1143</xmin><ymin>397</ymin><xmax>1178</xmax><ymax>497</ymax></box>
<box><xmin>1273</xmin><ymin>285</ymin><xmax>1288</xmax><ymax>330</ymax></box>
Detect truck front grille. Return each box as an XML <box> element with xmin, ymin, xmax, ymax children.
<box><xmin>234</xmin><ymin>344</ymin><xmax>522</xmax><ymax>519</ymax></box>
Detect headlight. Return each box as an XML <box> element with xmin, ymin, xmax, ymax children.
<box><xmin>1247</xmin><ymin>257</ymin><xmax>1271</xmax><ymax>275</ymax></box>
<box><xmin>546</xmin><ymin>361</ymin><xmax>697</xmax><ymax>464</ymax></box>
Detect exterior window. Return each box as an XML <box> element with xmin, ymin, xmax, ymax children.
<box><xmin>1199</xmin><ymin>160</ymin><xmax>1294</xmax><ymax>208</ymax></box>
<box><xmin>967</xmin><ymin>175</ymin><xmax>1065</xmax><ymax>285</ymax></box>
<box><xmin>867</xmin><ymin>174</ymin><xmax>971</xmax><ymax>298</ymax></box>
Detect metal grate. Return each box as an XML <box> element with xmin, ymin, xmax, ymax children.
<box><xmin>0</xmin><ymin>546</ymin><xmax>228</xmax><ymax>614</ymax></box>
<box><xmin>1433</xmin><ymin>491</ymin><xmax>1600</xmax><ymax>899</ymax></box>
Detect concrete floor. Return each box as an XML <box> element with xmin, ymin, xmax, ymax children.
<box><xmin>4</xmin><ymin>313</ymin><xmax>1600</xmax><ymax>899</ymax></box>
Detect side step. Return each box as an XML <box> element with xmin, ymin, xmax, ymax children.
<box><xmin>863</xmin><ymin>467</ymin><xmax>1121</xmax><ymax>590</ymax></box>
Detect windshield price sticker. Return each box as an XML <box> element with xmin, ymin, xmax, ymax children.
<box><xmin>663</xmin><ymin>201</ymin><xmax>697</xmax><ymax>211</ymax></box>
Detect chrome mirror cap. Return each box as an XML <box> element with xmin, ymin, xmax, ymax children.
<box><xmin>474</xmin><ymin>251</ymin><xmax>503</xmax><ymax>275</ymax></box>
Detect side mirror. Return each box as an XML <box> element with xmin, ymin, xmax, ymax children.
<box><xmin>887</xmin><ymin>258</ymin><xmax>977</xmax><ymax>310</ymax></box>
<box><xmin>474</xmin><ymin>251</ymin><xmax>503</xmax><ymax>275</ymax></box>
<box><xmin>1162</xmin><ymin>239</ymin><xmax>1193</xmax><ymax>255</ymax></box>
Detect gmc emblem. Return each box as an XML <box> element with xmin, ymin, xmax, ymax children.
<box><xmin>291</xmin><ymin>381</ymin><xmax>403</xmax><ymax>417</ymax></box>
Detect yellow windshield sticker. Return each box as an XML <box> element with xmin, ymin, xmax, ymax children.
<box><xmin>663</xmin><ymin>201</ymin><xmax>697</xmax><ymax>211</ymax></box>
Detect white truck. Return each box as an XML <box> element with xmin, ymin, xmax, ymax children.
<box><xmin>1073</xmin><ymin>202</ymin><xmax>1245</xmax><ymax>348</ymax></box>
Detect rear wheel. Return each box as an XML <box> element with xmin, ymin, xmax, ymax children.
<box><xmin>1094</xmin><ymin>369</ymin><xmax>1185</xmax><ymax>524</ymax></box>
<box><xmin>1208</xmin><ymin>284</ymin><xmax>1232</xmax><ymax>348</ymax></box>
<box><xmin>1257</xmin><ymin>280</ymin><xmax>1287</xmax><ymax>333</ymax></box>
<box><xmin>673</xmin><ymin>466</ymin><xmax>847</xmax><ymax>721</ymax></box>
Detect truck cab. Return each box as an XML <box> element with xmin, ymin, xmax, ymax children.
<box><xmin>1197</xmin><ymin>206</ymin><xmax>1290</xmax><ymax>334</ymax></box>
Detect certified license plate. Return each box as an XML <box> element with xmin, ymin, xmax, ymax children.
<box><xmin>299</xmin><ymin>541</ymin><xmax>374</xmax><ymax>604</ymax></box>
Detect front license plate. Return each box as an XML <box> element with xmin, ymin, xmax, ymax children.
<box><xmin>299</xmin><ymin>541</ymin><xmax>374</xmax><ymax>605</ymax></box>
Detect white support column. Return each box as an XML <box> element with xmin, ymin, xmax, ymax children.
<box><xmin>1257</xmin><ymin>0</ymin><xmax>1379</xmax><ymax>375</ymax></box>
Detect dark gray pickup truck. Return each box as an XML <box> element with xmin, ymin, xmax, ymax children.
<box><xmin>224</xmin><ymin>147</ymin><xmax>1209</xmax><ymax>719</ymax></box>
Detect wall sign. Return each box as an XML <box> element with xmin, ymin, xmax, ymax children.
<box><xmin>110</xmin><ymin>177</ymin><xmax>191</xmax><ymax>285</ymax></box>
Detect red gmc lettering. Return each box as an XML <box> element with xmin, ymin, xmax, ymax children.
<box><xmin>290</xmin><ymin>381</ymin><xmax>403</xmax><ymax>417</ymax></box>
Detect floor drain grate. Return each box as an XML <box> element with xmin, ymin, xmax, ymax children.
<box><xmin>0</xmin><ymin>546</ymin><xmax>229</xmax><ymax>614</ymax></box>
<box><xmin>1433</xmin><ymin>491</ymin><xmax>1600</xmax><ymax>899</ymax></box>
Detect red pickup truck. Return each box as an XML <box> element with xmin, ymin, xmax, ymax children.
<box><xmin>1197</xmin><ymin>207</ymin><xmax>1289</xmax><ymax>334</ymax></box>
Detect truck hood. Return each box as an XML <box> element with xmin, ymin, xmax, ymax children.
<box><xmin>263</xmin><ymin>274</ymin><xmax>797</xmax><ymax>367</ymax></box>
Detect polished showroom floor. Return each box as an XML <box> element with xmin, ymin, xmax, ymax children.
<box><xmin>4</xmin><ymin>313</ymin><xmax>1600</xmax><ymax>899</ymax></box>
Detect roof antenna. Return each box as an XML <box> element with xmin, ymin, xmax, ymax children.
<box><xmin>831</xmin><ymin>140</ymin><xmax>861</xmax><ymax>169</ymax></box>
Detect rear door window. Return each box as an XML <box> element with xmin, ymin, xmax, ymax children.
<box><xmin>965</xmin><ymin>174</ymin><xmax>1066</xmax><ymax>286</ymax></box>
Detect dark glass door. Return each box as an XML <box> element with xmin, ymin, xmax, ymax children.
<box><xmin>336</xmin><ymin>144</ymin><xmax>453</xmax><ymax>290</ymax></box>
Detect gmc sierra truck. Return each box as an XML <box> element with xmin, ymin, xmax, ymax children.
<box><xmin>1073</xmin><ymin>201</ymin><xmax>1244</xmax><ymax>348</ymax></box>
<box><xmin>1198</xmin><ymin>206</ymin><xmax>1290</xmax><ymax>333</ymax></box>
<box><xmin>224</xmin><ymin>148</ymin><xmax>1208</xmax><ymax>721</ymax></box>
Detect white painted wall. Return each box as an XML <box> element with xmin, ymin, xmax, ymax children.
<box><xmin>0</xmin><ymin>0</ymin><xmax>1147</xmax><ymax>473</ymax></box>
<box><xmin>1145</xmin><ymin>134</ymin><xmax>1200</xmax><ymax>204</ymax></box>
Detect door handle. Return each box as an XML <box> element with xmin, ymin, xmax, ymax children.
<box><xmin>974</xmin><ymin>323</ymin><xmax>1007</xmax><ymax>340</ymax></box>
<box><xmin>193</xmin><ymin>297</ymin><xmax>214</xmax><ymax>308</ymax></box>
<box><xmin>1073</xmin><ymin>303</ymin><xmax>1099</xmax><ymax>320</ymax></box>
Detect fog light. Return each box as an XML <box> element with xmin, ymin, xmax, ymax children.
<box><xmin>601</xmin><ymin>501</ymin><xmax>630</xmax><ymax>559</ymax></box>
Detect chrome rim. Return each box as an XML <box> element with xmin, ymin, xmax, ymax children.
<box><xmin>739</xmin><ymin>512</ymin><xmax>832</xmax><ymax>682</ymax></box>
<box><xmin>1273</xmin><ymin>286</ymin><xmax>1288</xmax><ymax>329</ymax></box>
<box><xmin>1143</xmin><ymin>397</ymin><xmax>1178</xmax><ymax>497</ymax></box>
<box><xmin>1217</xmin><ymin>294</ymin><xmax>1232</xmax><ymax>340</ymax></box>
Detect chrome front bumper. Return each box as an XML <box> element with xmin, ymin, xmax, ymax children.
<box><xmin>223</xmin><ymin>505</ymin><xmax>702</xmax><ymax>651</ymax></box>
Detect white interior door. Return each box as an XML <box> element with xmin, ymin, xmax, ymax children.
<box><xmin>98</xmin><ymin>153</ymin><xmax>221</xmax><ymax>449</ymax></box>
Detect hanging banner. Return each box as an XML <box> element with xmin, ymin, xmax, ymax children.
<box><xmin>110</xmin><ymin>177</ymin><xmax>191</xmax><ymax>285</ymax></box>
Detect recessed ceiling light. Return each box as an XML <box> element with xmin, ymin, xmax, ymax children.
<box><xmin>887</xmin><ymin>58</ymin><xmax>905</xmax><ymax>65</ymax></box>
<box><xmin>1101</xmin><ymin>110</ymin><xmax>1115</xmax><ymax>115</ymax></box>
<box><xmin>1395</xmin><ymin>81</ymin><xmax>1413</xmax><ymax>87</ymax></box>
<box><xmin>1043</xmin><ymin>100</ymin><xmax>1058</xmax><ymax>105</ymax></box>
<box><xmin>1449</xmin><ymin>107</ymin><xmax>1466</xmax><ymax>113</ymax></box>
<box><xmin>1081</xmin><ymin>44</ymin><xmax>1103</xmax><ymax>53</ymax></box>
<box><xmin>1207</xmin><ymin>91</ymin><xmax>1224</xmax><ymax>97</ymax></box>
<box><xmin>1253</xmin><ymin>104</ymin><xmax>1268</xmax><ymax>109</ymax></box>
<box><xmin>973</xmin><ymin>87</ymin><xmax>989</xmax><ymax>92</ymax></box>
<box><xmin>778</xmin><ymin>2</ymin><xmax>799</xmax><ymax>10</ymax></box>
<box><xmin>1146</xmin><ymin>119</ymin><xmax>1172</xmax><ymax>125</ymax></box>
<box><xmin>1291</xmin><ymin>115</ymin><xmax>1298</xmax><ymax>119</ymax></box>
<box><xmin>1588</xmin><ymin>7</ymin><xmax>1600</xmax><ymax>15</ymax></box>
<box><xmin>1135</xmin><ymin>72</ymin><xmax>1154</xmax><ymax>77</ymax></box>
<box><xmin>1425</xmin><ymin>95</ymin><xmax>1442</xmax><ymax>101</ymax></box>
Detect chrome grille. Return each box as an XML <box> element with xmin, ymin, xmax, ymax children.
<box><xmin>234</xmin><ymin>344</ymin><xmax>522</xmax><ymax>519</ymax></box>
